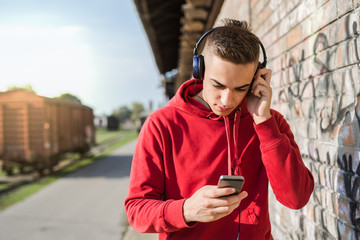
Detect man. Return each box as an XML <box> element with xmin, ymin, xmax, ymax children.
<box><xmin>125</xmin><ymin>19</ymin><xmax>314</xmax><ymax>240</ymax></box>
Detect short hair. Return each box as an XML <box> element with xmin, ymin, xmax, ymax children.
<box><xmin>204</xmin><ymin>19</ymin><xmax>260</xmax><ymax>65</ymax></box>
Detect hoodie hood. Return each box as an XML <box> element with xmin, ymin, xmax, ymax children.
<box><xmin>168</xmin><ymin>78</ymin><xmax>249</xmax><ymax>175</ymax></box>
<box><xmin>168</xmin><ymin>78</ymin><xmax>249</xmax><ymax>120</ymax></box>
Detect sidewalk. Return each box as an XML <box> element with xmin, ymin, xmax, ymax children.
<box><xmin>0</xmin><ymin>139</ymin><xmax>157</xmax><ymax>240</ymax></box>
<box><xmin>123</xmin><ymin>225</ymin><xmax>158</xmax><ymax>240</ymax></box>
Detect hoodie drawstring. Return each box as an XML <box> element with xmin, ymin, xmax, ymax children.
<box><xmin>224</xmin><ymin>108</ymin><xmax>243</xmax><ymax>176</ymax></box>
<box><xmin>224</xmin><ymin>116</ymin><xmax>232</xmax><ymax>175</ymax></box>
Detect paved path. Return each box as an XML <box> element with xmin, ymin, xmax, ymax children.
<box><xmin>0</xmin><ymin>139</ymin><xmax>158</xmax><ymax>240</ymax></box>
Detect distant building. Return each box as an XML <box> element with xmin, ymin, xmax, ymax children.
<box><xmin>94</xmin><ymin>115</ymin><xmax>107</xmax><ymax>128</ymax></box>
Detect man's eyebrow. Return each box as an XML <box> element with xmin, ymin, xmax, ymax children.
<box><xmin>211</xmin><ymin>79</ymin><xmax>225</xmax><ymax>86</ymax></box>
<box><xmin>210</xmin><ymin>78</ymin><xmax>250</xmax><ymax>89</ymax></box>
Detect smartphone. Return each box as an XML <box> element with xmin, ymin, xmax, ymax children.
<box><xmin>217</xmin><ymin>175</ymin><xmax>245</xmax><ymax>195</ymax></box>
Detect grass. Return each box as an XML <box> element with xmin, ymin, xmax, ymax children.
<box><xmin>0</xmin><ymin>130</ymin><xmax>138</xmax><ymax>211</ymax></box>
<box><xmin>95</xmin><ymin>127</ymin><xmax>124</xmax><ymax>144</ymax></box>
<box><xmin>0</xmin><ymin>183</ymin><xmax>11</xmax><ymax>191</ymax></box>
<box><xmin>0</xmin><ymin>165</ymin><xmax>6</xmax><ymax>190</ymax></box>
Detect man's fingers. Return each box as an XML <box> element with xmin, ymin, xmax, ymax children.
<box><xmin>184</xmin><ymin>186</ymin><xmax>248</xmax><ymax>223</ymax></box>
<box><xmin>201</xmin><ymin>198</ymin><xmax>234</xmax><ymax>208</ymax></box>
<box><xmin>209</xmin><ymin>206</ymin><xmax>233</xmax><ymax>215</ymax></box>
<box><xmin>214</xmin><ymin>191</ymin><xmax>249</xmax><ymax>212</ymax></box>
<box><xmin>254</xmin><ymin>68</ymin><xmax>272</xmax><ymax>84</ymax></box>
<box><xmin>226</xmin><ymin>191</ymin><xmax>248</xmax><ymax>204</ymax></box>
<box><xmin>252</xmin><ymin>84</ymin><xmax>271</xmax><ymax>98</ymax></box>
<box><xmin>214</xmin><ymin>191</ymin><xmax>249</xmax><ymax>208</ymax></box>
<box><xmin>239</xmin><ymin>191</ymin><xmax>248</xmax><ymax>200</ymax></box>
<box><xmin>252</xmin><ymin>75</ymin><xmax>269</xmax><ymax>88</ymax></box>
<box><xmin>205</xmin><ymin>186</ymin><xmax>236</xmax><ymax>198</ymax></box>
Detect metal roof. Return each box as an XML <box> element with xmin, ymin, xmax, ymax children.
<box><xmin>133</xmin><ymin>0</ymin><xmax>224</xmax><ymax>96</ymax></box>
<box><xmin>133</xmin><ymin>0</ymin><xmax>184</xmax><ymax>74</ymax></box>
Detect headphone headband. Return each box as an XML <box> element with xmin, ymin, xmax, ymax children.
<box><xmin>258</xmin><ymin>40</ymin><xmax>267</xmax><ymax>68</ymax></box>
<box><xmin>192</xmin><ymin>27</ymin><xmax>267</xmax><ymax>79</ymax></box>
<box><xmin>193</xmin><ymin>28</ymin><xmax>217</xmax><ymax>56</ymax></box>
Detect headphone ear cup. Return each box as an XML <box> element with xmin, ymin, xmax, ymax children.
<box><xmin>198</xmin><ymin>55</ymin><xmax>204</xmax><ymax>79</ymax></box>
<box><xmin>193</xmin><ymin>55</ymin><xmax>200</xmax><ymax>79</ymax></box>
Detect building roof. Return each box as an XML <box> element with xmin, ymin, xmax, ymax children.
<box><xmin>133</xmin><ymin>0</ymin><xmax>184</xmax><ymax>74</ymax></box>
<box><xmin>133</xmin><ymin>0</ymin><xmax>224</xmax><ymax>96</ymax></box>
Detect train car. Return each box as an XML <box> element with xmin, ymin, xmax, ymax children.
<box><xmin>0</xmin><ymin>90</ymin><xmax>95</xmax><ymax>175</ymax></box>
<box><xmin>106</xmin><ymin>116</ymin><xmax>119</xmax><ymax>131</ymax></box>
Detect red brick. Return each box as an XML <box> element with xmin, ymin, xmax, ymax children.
<box><xmin>303</xmin><ymin>218</ymin><xmax>317</xmax><ymax>239</ymax></box>
<box><xmin>335</xmin><ymin>39</ymin><xmax>358</xmax><ymax>69</ymax></box>
<box><xmin>338</xmin><ymin>116</ymin><xmax>358</xmax><ymax>147</ymax></box>
<box><xmin>303</xmin><ymin>201</ymin><xmax>316</xmax><ymax>222</ymax></box>
<box><xmin>323</xmin><ymin>209</ymin><xmax>339</xmax><ymax>237</ymax></box>
<box><xmin>336</xmin><ymin>0</ymin><xmax>354</xmax><ymax>18</ymax></box>
<box><xmin>332</xmin><ymin>192</ymin><xmax>340</xmax><ymax>215</ymax></box>
<box><xmin>336</xmin><ymin>42</ymin><xmax>346</xmax><ymax>68</ymax></box>
<box><xmin>355</xmin><ymin>0</ymin><xmax>360</xmax><ymax>8</ymax></box>
<box><xmin>316</xmin><ymin>0</ymin><xmax>331</xmax><ymax>8</ymax></box>
<box><xmin>251</xmin><ymin>0</ymin><xmax>259</xmax><ymax>7</ymax></box>
<box><xmin>301</xmin><ymin>80</ymin><xmax>315</xmax><ymax>100</ymax></box>
<box><xmin>311</xmin><ymin>0</ymin><xmax>337</xmax><ymax>33</ymax></box>
<box><xmin>252</xmin><ymin>4</ymin><xmax>273</xmax><ymax>28</ymax></box>
<box><xmin>270</xmin><ymin>57</ymin><xmax>283</xmax><ymax>77</ymax></box>
<box><xmin>319</xmin><ymin>164</ymin><xmax>327</xmax><ymax>186</ymax></box>
<box><xmin>350</xmin><ymin>68</ymin><xmax>360</xmax><ymax>95</ymax></box>
<box><xmin>271</xmin><ymin>71</ymin><xmax>281</xmax><ymax>88</ymax></box>
<box><xmin>286</xmin><ymin>25</ymin><xmax>303</xmax><ymax>49</ymax></box>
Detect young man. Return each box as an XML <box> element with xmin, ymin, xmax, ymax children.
<box><xmin>125</xmin><ymin>19</ymin><xmax>314</xmax><ymax>240</ymax></box>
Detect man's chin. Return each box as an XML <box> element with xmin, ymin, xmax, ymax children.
<box><xmin>212</xmin><ymin>108</ymin><xmax>233</xmax><ymax>117</ymax></box>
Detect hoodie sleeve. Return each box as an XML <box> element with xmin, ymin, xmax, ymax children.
<box><xmin>124</xmin><ymin>116</ymin><xmax>192</xmax><ymax>233</ymax></box>
<box><xmin>253</xmin><ymin>110</ymin><xmax>314</xmax><ymax>209</ymax></box>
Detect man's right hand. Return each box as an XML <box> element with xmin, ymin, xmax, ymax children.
<box><xmin>182</xmin><ymin>185</ymin><xmax>248</xmax><ymax>223</ymax></box>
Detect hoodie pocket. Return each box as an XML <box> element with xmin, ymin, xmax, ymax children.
<box><xmin>247</xmin><ymin>209</ymin><xmax>265</xmax><ymax>240</ymax></box>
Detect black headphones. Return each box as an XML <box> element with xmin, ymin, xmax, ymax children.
<box><xmin>192</xmin><ymin>27</ymin><xmax>268</xmax><ymax>79</ymax></box>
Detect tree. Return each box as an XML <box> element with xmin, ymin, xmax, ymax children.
<box><xmin>56</xmin><ymin>93</ymin><xmax>82</xmax><ymax>103</ymax></box>
<box><xmin>112</xmin><ymin>106</ymin><xmax>131</xmax><ymax>124</ymax></box>
<box><xmin>7</xmin><ymin>84</ymin><xmax>35</xmax><ymax>93</ymax></box>
<box><xmin>130</xmin><ymin>102</ymin><xmax>145</xmax><ymax>123</ymax></box>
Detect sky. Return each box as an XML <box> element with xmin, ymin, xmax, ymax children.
<box><xmin>0</xmin><ymin>0</ymin><xmax>165</xmax><ymax>115</ymax></box>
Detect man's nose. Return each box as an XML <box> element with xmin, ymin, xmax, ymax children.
<box><xmin>220</xmin><ymin>90</ymin><xmax>232</xmax><ymax>107</ymax></box>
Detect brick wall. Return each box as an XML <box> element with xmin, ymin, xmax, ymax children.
<box><xmin>216</xmin><ymin>0</ymin><xmax>360</xmax><ymax>239</ymax></box>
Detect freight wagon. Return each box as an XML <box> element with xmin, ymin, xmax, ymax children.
<box><xmin>0</xmin><ymin>90</ymin><xmax>95</xmax><ymax>175</ymax></box>
<box><xmin>106</xmin><ymin>116</ymin><xmax>119</xmax><ymax>131</ymax></box>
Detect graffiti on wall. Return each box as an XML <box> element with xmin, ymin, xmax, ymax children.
<box><xmin>273</xmin><ymin>14</ymin><xmax>360</xmax><ymax>238</ymax></box>
<box><xmin>337</xmin><ymin>153</ymin><xmax>360</xmax><ymax>230</ymax></box>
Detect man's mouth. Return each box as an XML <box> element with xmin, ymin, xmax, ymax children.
<box><xmin>216</xmin><ymin>106</ymin><xmax>232</xmax><ymax>112</ymax></box>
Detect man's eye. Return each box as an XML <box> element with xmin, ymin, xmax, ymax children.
<box><xmin>213</xmin><ymin>85</ymin><xmax>223</xmax><ymax>88</ymax></box>
<box><xmin>235</xmin><ymin>88</ymin><xmax>247</xmax><ymax>92</ymax></box>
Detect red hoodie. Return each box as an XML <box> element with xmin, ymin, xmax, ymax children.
<box><xmin>125</xmin><ymin>79</ymin><xmax>314</xmax><ymax>240</ymax></box>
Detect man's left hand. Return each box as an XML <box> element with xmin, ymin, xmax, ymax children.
<box><xmin>247</xmin><ymin>67</ymin><xmax>272</xmax><ymax>124</ymax></box>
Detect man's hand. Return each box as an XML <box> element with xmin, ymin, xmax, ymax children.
<box><xmin>247</xmin><ymin>67</ymin><xmax>272</xmax><ymax>124</ymax></box>
<box><xmin>183</xmin><ymin>185</ymin><xmax>248</xmax><ymax>223</ymax></box>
